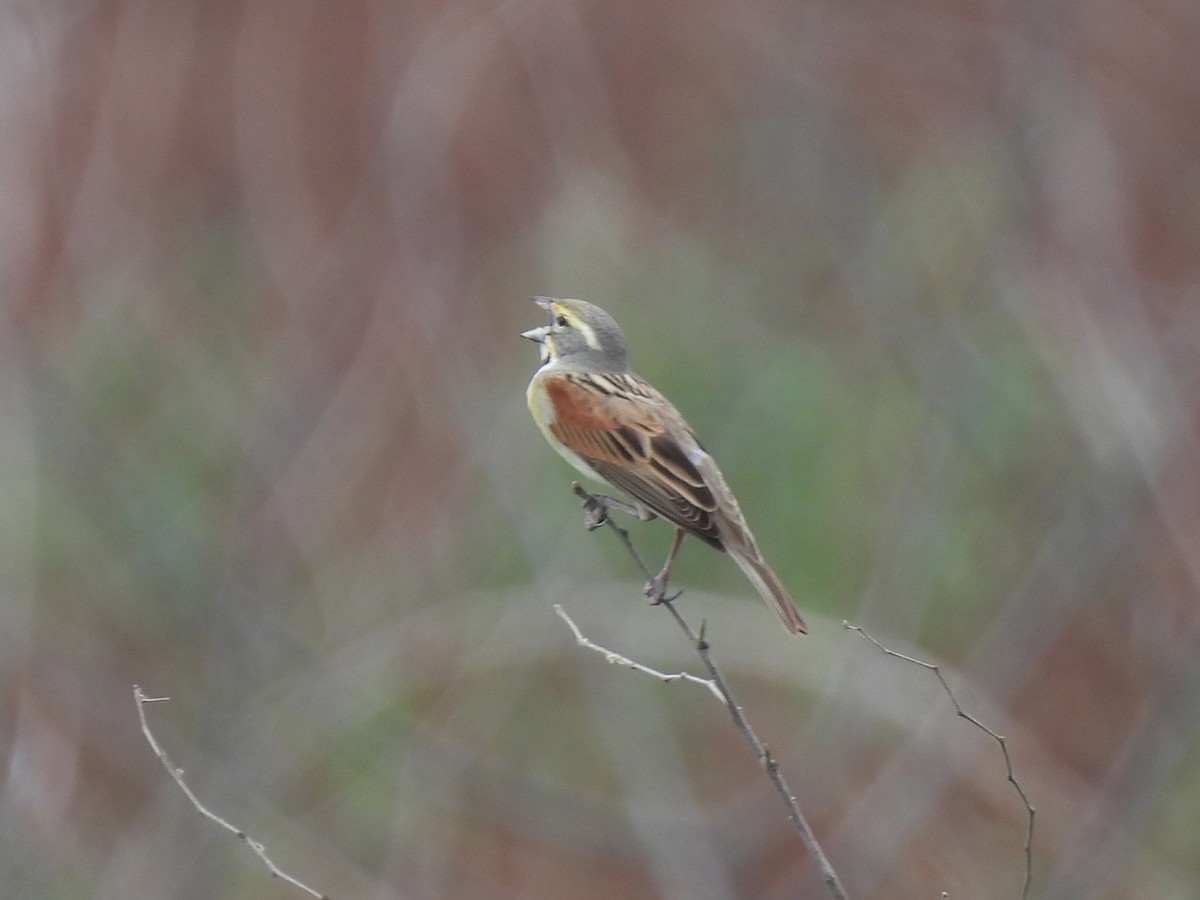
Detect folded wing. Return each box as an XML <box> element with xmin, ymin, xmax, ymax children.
<box><xmin>544</xmin><ymin>372</ymin><xmax>724</xmax><ymax>548</ymax></box>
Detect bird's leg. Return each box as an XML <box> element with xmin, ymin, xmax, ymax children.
<box><xmin>572</xmin><ymin>482</ymin><xmax>656</xmax><ymax>531</ymax></box>
<box><xmin>645</xmin><ymin>528</ymin><xmax>686</xmax><ymax>604</ymax></box>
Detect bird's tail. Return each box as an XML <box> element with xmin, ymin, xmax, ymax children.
<box><xmin>729</xmin><ymin>550</ymin><xmax>807</xmax><ymax>635</ymax></box>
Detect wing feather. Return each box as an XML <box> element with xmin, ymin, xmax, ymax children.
<box><xmin>544</xmin><ymin>372</ymin><xmax>724</xmax><ymax>548</ymax></box>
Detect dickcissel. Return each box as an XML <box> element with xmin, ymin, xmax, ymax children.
<box><xmin>522</xmin><ymin>297</ymin><xmax>807</xmax><ymax>635</ymax></box>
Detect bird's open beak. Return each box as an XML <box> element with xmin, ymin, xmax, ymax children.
<box><xmin>522</xmin><ymin>297</ymin><xmax>556</xmax><ymax>341</ymax></box>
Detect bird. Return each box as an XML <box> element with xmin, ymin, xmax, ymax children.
<box><xmin>521</xmin><ymin>296</ymin><xmax>807</xmax><ymax>635</ymax></box>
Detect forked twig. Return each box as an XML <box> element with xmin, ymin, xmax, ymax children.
<box><xmin>565</xmin><ymin>484</ymin><xmax>848</xmax><ymax>900</ymax></box>
<box><xmin>133</xmin><ymin>686</ymin><xmax>331</xmax><ymax>900</ymax></box>
<box><xmin>843</xmin><ymin>623</ymin><xmax>1036</xmax><ymax>899</ymax></box>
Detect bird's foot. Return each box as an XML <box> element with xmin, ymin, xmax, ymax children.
<box><xmin>573</xmin><ymin>483</ymin><xmax>652</xmax><ymax>530</ymax></box>
<box><xmin>643</xmin><ymin>573</ymin><xmax>683</xmax><ymax>606</ymax></box>
<box><xmin>573</xmin><ymin>483</ymin><xmax>610</xmax><ymax>531</ymax></box>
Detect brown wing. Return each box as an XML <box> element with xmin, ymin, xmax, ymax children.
<box><xmin>543</xmin><ymin>371</ymin><xmax>725</xmax><ymax>548</ymax></box>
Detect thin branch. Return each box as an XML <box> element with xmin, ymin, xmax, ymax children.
<box><xmin>842</xmin><ymin>623</ymin><xmax>1036</xmax><ymax>900</ymax></box>
<box><xmin>554</xmin><ymin>604</ymin><xmax>725</xmax><ymax>702</ymax></box>
<box><xmin>566</xmin><ymin>484</ymin><xmax>848</xmax><ymax>900</ymax></box>
<box><xmin>133</xmin><ymin>685</ymin><xmax>332</xmax><ymax>900</ymax></box>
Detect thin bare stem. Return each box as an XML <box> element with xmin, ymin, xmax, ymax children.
<box><xmin>659</xmin><ymin>599</ymin><xmax>847</xmax><ymax>899</ymax></box>
<box><xmin>133</xmin><ymin>686</ymin><xmax>331</xmax><ymax>900</ymax></box>
<box><xmin>843</xmin><ymin>623</ymin><xmax>1036</xmax><ymax>900</ymax></box>
<box><xmin>554</xmin><ymin>604</ymin><xmax>725</xmax><ymax>702</ymax></box>
<box><xmin>567</xmin><ymin>485</ymin><xmax>848</xmax><ymax>900</ymax></box>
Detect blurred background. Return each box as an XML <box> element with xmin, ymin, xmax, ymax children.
<box><xmin>1</xmin><ymin>0</ymin><xmax>1198</xmax><ymax>897</ymax></box>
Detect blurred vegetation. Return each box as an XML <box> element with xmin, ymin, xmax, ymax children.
<box><xmin>2</xmin><ymin>1</ymin><xmax>1200</xmax><ymax>899</ymax></box>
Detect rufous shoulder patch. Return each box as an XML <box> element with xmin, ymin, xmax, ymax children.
<box><xmin>544</xmin><ymin>375</ymin><xmax>616</xmax><ymax>430</ymax></box>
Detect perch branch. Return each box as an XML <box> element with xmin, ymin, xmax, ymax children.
<box><xmin>564</xmin><ymin>484</ymin><xmax>848</xmax><ymax>900</ymax></box>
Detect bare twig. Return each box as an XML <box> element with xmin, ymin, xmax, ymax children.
<box><xmin>554</xmin><ymin>604</ymin><xmax>725</xmax><ymax>702</ymax></box>
<box><xmin>842</xmin><ymin>623</ymin><xmax>1036</xmax><ymax>900</ymax></box>
<box><xmin>133</xmin><ymin>686</ymin><xmax>331</xmax><ymax>900</ymax></box>
<box><xmin>566</xmin><ymin>484</ymin><xmax>848</xmax><ymax>900</ymax></box>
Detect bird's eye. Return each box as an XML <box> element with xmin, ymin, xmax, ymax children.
<box><xmin>555</xmin><ymin>314</ymin><xmax>569</xmax><ymax>328</ymax></box>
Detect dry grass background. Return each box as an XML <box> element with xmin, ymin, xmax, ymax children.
<box><xmin>2</xmin><ymin>1</ymin><xmax>1199</xmax><ymax>897</ymax></box>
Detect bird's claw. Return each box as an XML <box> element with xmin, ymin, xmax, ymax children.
<box><xmin>643</xmin><ymin>575</ymin><xmax>683</xmax><ymax>606</ymax></box>
<box><xmin>579</xmin><ymin>493</ymin><xmax>609</xmax><ymax>531</ymax></box>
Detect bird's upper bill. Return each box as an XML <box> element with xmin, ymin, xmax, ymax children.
<box><xmin>520</xmin><ymin>296</ymin><xmax>557</xmax><ymax>343</ymax></box>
